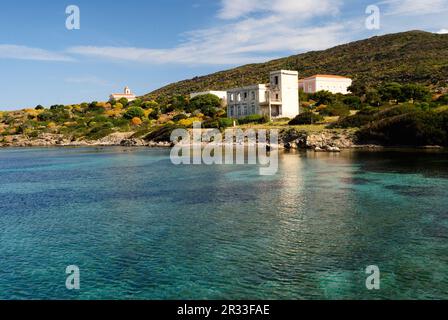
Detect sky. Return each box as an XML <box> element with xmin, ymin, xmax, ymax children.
<box><xmin>0</xmin><ymin>0</ymin><xmax>447</xmax><ymax>110</ymax></box>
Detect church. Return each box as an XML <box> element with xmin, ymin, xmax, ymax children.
<box><xmin>110</xmin><ymin>86</ymin><xmax>136</xmax><ymax>102</ymax></box>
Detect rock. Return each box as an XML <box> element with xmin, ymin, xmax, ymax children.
<box><xmin>326</xmin><ymin>146</ymin><xmax>341</xmax><ymax>152</ymax></box>
<box><xmin>120</xmin><ymin>138</ymin><xmax>147</xmax><ymax>147</ymax></box>
<box><xmin>314</xmin><ymin>146</ymin><xmax>325</xmax><ymax>152</ymax></box>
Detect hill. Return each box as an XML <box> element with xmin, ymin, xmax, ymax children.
<box><xmin>143</xmin><ymin>30</ymin><xmax>448</xmax><ymax>100</ymax></box>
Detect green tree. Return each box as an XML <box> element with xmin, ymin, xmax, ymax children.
<box><xmin>142</xmin><ymin>100</ymin><xmax>159</xmax><ymax>110</ymax></box>
<box><xmin>118</xmin><ymin>98</ymin><xmax>129</xmax><ymax>107</ymax></box>
<box><xmin>379</xmin><ymin>82</ymin><xmax>402</xmax><ymax>103</ymax></box>
<box><xmin>401</xmin><ymin>84</ymin><xmax>431</xmax><ymax>102</ymax></box>
<box><xmin>171</xmin><ymin>95</ymin><xmax>189</xmax><ymax>111</ymax></box>
<box><xmin>366</xmin><ymin>89</ymin><xmax>381</xmax><ymax>107</ymax></box>
<box><xmin>311</xmin><ymin>91</ymin><xmax>335</xmax><ymax>106</ymax></box>
<box><xmin>123</xmin><ymin>107</ymin><xmax>145</xmax><ymax>120</ymax></box>
<box><xmin>288</xmin><ymin>112</ymin><xmax>323</xmax><ymax>125</ymax></box>
<box><xmin>348</xmin><ymin>79</ymin><xmax>367</xmax><ymax>97</ymax></box>
<box><xmin>188</xmin><ymin>94</ymin><xmax>222</xmax><ymax>116</ymax></box>
<box><xmin>148</xmin><ymin>108</ymin><xmax>160</xmax><ymax>120</ymax></box>
<box><xmin>342</xmin><ymin>95</ymin><xmax>362</xmax><ymax>110</ymax></box>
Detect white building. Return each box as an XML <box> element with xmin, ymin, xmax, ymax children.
<box><xmin>298</xmin><ymin>75</ymin><xmax>352</xmax><ymax>94</ymax></box>
<box><xmin>110</xmin><ymin>86</ymin><xmax>137</xmax><ymax>102</ymax></box>
<box><xmin>190</xmin><ymin>90</ymin><xmax>227</xmax><ymax>104</ymax></box>
<box><xmin>227</xmin><ymin>70</ymin><xmax>299</xmax><ymax>120</ymax></box>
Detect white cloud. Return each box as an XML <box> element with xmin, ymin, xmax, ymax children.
<box><xmin>218</xmin><ymin>0</ymin><xmax>340</xmax><ymax>19</ymax></box>
<box><xmin>0</xmin><ymin>45</ymin><xmax>73</xmax><ymax>62</ymax></box>
<box><xmin>437</xmin><ymin>28</ymin><xmax>448</xmax><ymax>34</ymax></box>
<box><xmin>1</xmin><ymin>1</ymin><xmax>447</xmax><ymax>67</ymax></box>
<box><xmin>382</xmin><ymin>0</ymin><xmax>448</xmax><ymax>16</ymax></box>
<box><xmin>68</xmin><ymin>0</ymin><xmax>347</xmax><ymax>66</ymax></box>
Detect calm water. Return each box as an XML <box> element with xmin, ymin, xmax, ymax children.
<box><xmin>0</xmin><ymin>147</ymin><xmax>447</xmax><ymax>300</ymax></box>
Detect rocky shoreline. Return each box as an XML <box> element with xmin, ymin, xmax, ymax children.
<box><xmin>0</xmin><ymin>129</ymin><xmax>444</xmax><ymax>151</ymax></box>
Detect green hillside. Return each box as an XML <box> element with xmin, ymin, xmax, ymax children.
<box><xmin>143</xmin><ymin>30</ymin><xmax>448</xmax><ymax>100</ymax></box>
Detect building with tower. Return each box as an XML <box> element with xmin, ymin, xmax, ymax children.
<box><xmin>226</xmin><ymin>70</ymin><xmax>299</xmax><ymax>120</ymax></box>
<box><xmin>110</xmin><ymin>86</ymin><xmax>137</xmax><ymax>102</ymax></box>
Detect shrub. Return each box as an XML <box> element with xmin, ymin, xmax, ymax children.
<box><xmin>310</xmin><ymin>91</ymin><xmax>335</xmax><ymax>106</ymax></box>
<box><xmin>131</xmin><ymin>117</ymin><xmax>142</xmax><ymax>126</ymax></box>
<box><xmin>173</xmin><ymin>114</ymin><xmax>189</xmax><ymax>122</ymax></box>
<box><xmin>202</xmin><ymin>119</ymin><xmax>220</xmax><ymax>129</ymax></box>
<box><xmin>288</xmin><ymin>112</ymin><xmax>323</xmax><ymax>125</ymax></box>
<box><xmin>357</xmin><ymin>111</ymin><xmax>447</xmax><ymax>146</ymax></box>
<box><xmin>318</xmin><ymin>103</ymin><xmax>350</xmax><ymax>117</ymax></box>
<box><xmin>118</xmin><ymin>98</ymin><xmax>129</xmax><ymax>107</ymax></box>
<box><xmin>37</xmin><ymin>111</ymin><xmax>54</xmax><ymax>122</ymax></box>
<box><xmin>437</xmin><ymin>94</ymin><xmax>448</xmax><ymax>105</ymax></box>
<box><xmin>218</xmin><ymin>118</ymin><xmax>234</xmax><ymax>128</ymax></box>
<box><xmin>329</xmin><ymin>107</ymin><xmax>378</xmax><ymax>128</ymax></box>
<box><xmin>343</xmin><ymin>95</ymin><xmax>362</xmax><ymax>110</ymax></box>
<box><xmin>238</xmin><ymin>114</ymin><xmax>269</xmax><ymax>124</ymax></box>
<box><xmin>123</xmin><ymin>107</ymin><xmax>145</xmax><ymax>120</ymax></box>
<box><xmin>145</xmin><ymin>124</ymin><xmax>184</xmax><ymax>142</ymax></box>
<box><xmin>142</xmin><ymin>100</ymin><xmax>159</xmax><ymax>109</ymax></box>
<box><xmin>188</xmin><ymin>94</ymin><xmax>222</xmax><ymax>116</ymax></box>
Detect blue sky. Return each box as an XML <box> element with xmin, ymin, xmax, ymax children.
<box><xmin>0</xmin><ymin>0</ymin><xmax>447</xmax><ymax>110</ymax></box>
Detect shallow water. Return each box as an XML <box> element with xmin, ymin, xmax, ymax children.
<box><xmin>0</xmin><ymin>147</ymin><xmax>447</xmax><ymax>299</ymax></box>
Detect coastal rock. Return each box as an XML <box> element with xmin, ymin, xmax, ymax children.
<box><xmin>326</xmin><ymin>146</ymin><xmax>341</xmax><ymax>152</ymax></box>
<box><xmin>120</xmin><ymin>138</ymin><xmax>148</xmax><ymax>147</ymax></box>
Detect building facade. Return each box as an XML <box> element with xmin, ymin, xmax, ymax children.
<box><xmin>227</xmin><ymin>70</ymin><xmax>299</xmax><ymax>120</ymax></box>
<box><xmin>298</xmin><ymin>75</ymin><xmax>352</xmax><ymax>94</ymax></box>
<box><xmin>110</xmin><ymin>86</ymin><xmax>136</xmax><ymax>102</ymax></box>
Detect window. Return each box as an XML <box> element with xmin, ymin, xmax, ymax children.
<box><xmin>237</xmin><ymin>93</ymin><xmax>241</xmax><ymax>102</ymax></box>
<box><xmin>276</xmin><ymin>94</ymin><xmax>279</xmax><ymax>100</ymax></box>
<box><xmin>274</xmin><ymin>76</ymin><xmax>279</xmax><ymax>85</ymax></box>
<box><xmin>244</xmin><ymin>92</ymin><xmax>248</xmax><ymax>100</ymax></box>
<box><xmin>251</xmin><ymin>91</ymin><xmax>255</xmax><ymax>100</ymax></box>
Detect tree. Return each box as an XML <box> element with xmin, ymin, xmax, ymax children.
<box><xmin>142</xmin><ymin>100</ymin><xmax>159</xmax><ymax>110</ymax></box>
<box><xmin>148</xmin><ymin>108</ymin><xmax>160</xmax><ymax>120</ymax></box>
<box><xmin>171</xmin><ymin>95</ymin><xmax>189</xmax><ymax>111</ymax></box>
<box><xmin>348</xmin><ymin>79</ymin><xmax>367</xmax><ymax>97</ymax></box>
<box><xmin>35</xmin><ymin>105</ymin><xmax>44</xmax><ymax>110</ymax></box>
<box><xmin>401</xmin><ymin>84</ymin><xmax>431</xmax><ymax>102</ymax></box>
<box><xmin>123</xmin><ymin>107</ymin><xmax>145</xmax><ymax>120</ymax></box>
<box><xmin>311</xmin><ymin>91</ymin><xmax>335</xmax><ymax>106</ymax></box>
<box><xmin>131</xmin><ymin>98</ymin><xmax>143</xmax><ymax>107</ymax></box>
<box><xmin>188</xmin><ymin>94</ymin><xmax>222</xmax><ymax>116</ymax></box>
<box><xmin>366</xmin><ymin>89</ymin><xmax>381</xmax><ymax>107</ymax></box>
<box><xmin>131</xmin><ymin>117</ymin><xmax>142</xmax><ymax>126</ymax></box>
<box><xmin>343</xmin><ymin>95</ymin><xmax>362</xmax><ymax>110</ymax></box>
<box><xmin>288</xmin><ymin>112</ymin><xmax>323</xmax><ymax>125</ymax></box>
<box><xmin>379</xmin><ymin>82</ymin><xmax>402</xmax><ymax>103</ymax></box>
<box><xmin>118</xmin><ymin>98</ymin><xmax>129</xmax><ymax>107</ymax></box>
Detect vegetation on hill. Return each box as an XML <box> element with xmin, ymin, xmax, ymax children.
<box><xmin>2</xmin><ymin>30</ymin><xmax>448</xmax><ymax>147</ymax></box>
<box><xmin>143</xmin><ymin>31</ymin><xmax>448</xmax><ymax>101</ymax></box>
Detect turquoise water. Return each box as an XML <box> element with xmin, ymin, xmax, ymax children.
<box><xmin>0</xmin><ymin>147</ymin><xmax>447</xmax><ymax>300</ymax></box>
